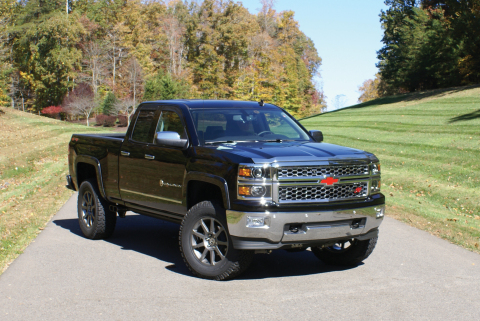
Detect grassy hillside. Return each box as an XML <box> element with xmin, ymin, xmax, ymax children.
<box><xmin>0</xmin><ymin>108</ymin><xmax>110</xmax><ymax>273</ymax></box>
<box><xmin>301</xmin><ymin>85</ymin><xmax>480</xmax><ymax>253</ymax></box>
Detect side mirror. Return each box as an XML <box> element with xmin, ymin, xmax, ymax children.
<box><xmin>155</xmin><ymin>131</ymin><xmax>188</xmax><ymax>149</ymax></box>
<box><xmin>309</xmin><ymin>130</ymin><xmax>323</xmax><ymax>142</ymax></box>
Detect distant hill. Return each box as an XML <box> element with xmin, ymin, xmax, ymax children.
<box><xmin>301</xmin><ymin>85</ymin><xmax>480</xmax><ymax>253</ymax></box>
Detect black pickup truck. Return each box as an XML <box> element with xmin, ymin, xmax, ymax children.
<box><xmin>67</xmin><ymin>100</ymin><xmax>385</xmax><ymax>280</ymax></box>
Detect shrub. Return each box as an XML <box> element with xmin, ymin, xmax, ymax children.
<box><xmin>95</xmin><ymin>114</ymin><xmax>116</xmax><ymax>127</ymax></box>
<box><xmin>95</xmin><ymin>114</ymin><xmax>107</xmax><ymax>126</ymax></box>
<box><xmin>104</xmin><ymin>115</ymin><xmax>116</xmax><ymax>127</ymax></box>
<box><xmin>41</xmin><ymin>106</ymin><xmax>63</xmax><ymax>119</ymax></box>
<box><xmin>118</xmin><ymin>115</ymin><xmax>128</xmax><ymax>127</ymax></box>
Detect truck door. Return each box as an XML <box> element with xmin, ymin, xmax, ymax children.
<box><xmin>119</xmin><ymin>105</ymin><xmax>188</xmax><ymax>215</ymax></box>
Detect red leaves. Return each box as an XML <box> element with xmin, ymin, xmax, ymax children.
<box><xmin>41</xmin><ymin>106</ymin><xmax>63</xmax><ymax>115</ymax></box>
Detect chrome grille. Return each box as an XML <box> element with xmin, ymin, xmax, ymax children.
<box><xmin>277</xmin><ymin>165</ymin><xmax>369</xmax><ymax>178</ymax></box>
<box><xmin>279</xmin><ymin>182</ymin><xmax>368</xmax><ymax>202</ymax></box>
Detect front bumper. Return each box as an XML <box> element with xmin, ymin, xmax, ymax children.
<box><xmin>226</xmin><ymin>205</ymin><xmax>385</xmax><ymax>250</ymax></box>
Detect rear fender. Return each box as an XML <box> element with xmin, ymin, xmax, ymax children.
<box><xmin>75</xmin><ymin>155</ymin><xmax>107</xmax><ymax>199</ymax></box>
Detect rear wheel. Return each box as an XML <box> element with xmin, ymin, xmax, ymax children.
<box><xmin>179</xmin><ymin>201</ymin><xmax>253</xmax><ymax>280</ymax></box>
<box><xmin>311</xmin><ymin>237</ymin><xmax>378</xmax><ymax>266</ymax></box>
<box><xmin>77</xmin><ymin>179</ymin><xmax>116</xmax><ymax>239</ymax></box>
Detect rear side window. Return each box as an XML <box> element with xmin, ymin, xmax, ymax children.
<box><xmin>131</xmin><ymin>110</ymin><xmax>156</xmax><ymax>143</ymax></box>
<box><xmin>156</xmin><ymin>110</ymin><xmax>186</xmax><ymax>138</ymax></box>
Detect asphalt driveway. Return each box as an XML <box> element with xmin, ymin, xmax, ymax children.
<box><xmin>1</xmin><ymin>194</ymin><xmax>479</xmax><ymax>320</ymax></box>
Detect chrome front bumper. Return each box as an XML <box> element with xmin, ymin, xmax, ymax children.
<box><xmin>226</xmin><ymin>205</ymin><xmax>384</xmax><ymax>249</ymax></box>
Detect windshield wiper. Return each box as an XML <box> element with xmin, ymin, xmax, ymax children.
<box><xmin>260</xmin><ymin>139</ymin><xmax>297</xmax><ymax>143</ymax></box>
<box><xmin>204</xmin><ymin>140</ymin><xmax>236</xmax><ymax>145</ymax></box>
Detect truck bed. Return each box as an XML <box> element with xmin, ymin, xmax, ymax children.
<box><xmin>70</xmin><ymin>132</ymin><xmax>126</xmax><ymax>200</ymax></box>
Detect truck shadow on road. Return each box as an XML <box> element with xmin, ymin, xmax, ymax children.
<box><xmin>54</xmin><ymin>214</ymin><xmax>357</xmax><ymax>280</ymax></box>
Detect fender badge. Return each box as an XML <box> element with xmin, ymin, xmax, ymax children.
<box><xmin>159</xmin><ymin>180</ymin><xmax>181</xmax><ymax>188</ymax></box>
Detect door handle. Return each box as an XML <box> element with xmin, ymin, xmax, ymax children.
<box><xmin>121</xmin><ymin>151</ymin><xmax>130</xmax><ymax>156</ymax></box>
<box><xmin>145</xmin><ymin>154</ymin><xmax>155</xmax><ymax>160</ymax></box>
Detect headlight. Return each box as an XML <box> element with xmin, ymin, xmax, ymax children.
<box><xmin>371</xmin><ymin>180</ymin><xmax>381</xmax><ymax>194</ymax></box>
<box><xmin>238</xmin><ymin>165</ymin><xmax>270</xmax><ymax>179</ymax></box>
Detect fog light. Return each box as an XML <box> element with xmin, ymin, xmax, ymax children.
<box><xmin>375</xmin><ymin>207</ymin><xmax>385</xmax><ymax>219</ymax></box>
<box><xmin>371</xmin><ymin>180</ymin><xmax>381</xmax><ymax>193</ymax></box>
<box><xmin>246</xmin><ymin>216</ymin><xmax>268</xmax><ymax>228</ymax></box>
<box><xmin>250</xmin><ymin>185</ymin><xmax>266</xmax><ymax>197</ymax></box>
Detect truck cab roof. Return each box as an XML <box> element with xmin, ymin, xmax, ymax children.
<box><xmin>140</xmin><ymin>99</ymin><xmax>278</xmax><ymax>110</ymax></box>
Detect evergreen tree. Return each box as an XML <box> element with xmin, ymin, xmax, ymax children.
<box><xmin>101</xmin><ymin>91</ymin><xmax>117</xmax><ymax>115</ymax></box>
<box><xmin>144</xmin><ymin>72</ymin><xmax>189</xmax><ymax>101</ymax></box>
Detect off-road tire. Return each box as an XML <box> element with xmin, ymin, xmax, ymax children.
<box><xmin>179</xmin><ymin>201</ymin><xmax>254</xmax><ymax>280</ymax></box>
<box><xmin>77</xmin><ymin>179</ymin><xmax>116</xmax><ymax>239</ymax></box>
<box><xmin>311</xmin><ymin>237</ymin><xmax>378</xmax><ymax>266</ymax></box>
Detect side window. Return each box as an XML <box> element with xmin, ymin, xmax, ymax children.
<box><xmin>156</xmin><ymin>110</ymin><xmax>186</xmax><ymax>138</ymax></box>
<box><xmin>131</xmin><ymin>109</ymin><xmax>156</xmax><ymax>143</ymax></box>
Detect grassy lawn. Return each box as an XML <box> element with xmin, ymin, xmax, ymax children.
<box><xmin>301</xmin><ymin>85</ymin><xmax>480</xmax><ymax>253</ymax></box>
<box><xmin>0</xmin><ymin>108</ymin><xmax>111</xmax><ymax>273</ymax></box>
<box><xmin>1</xmin><ymin>86</ymin><xmax>479</xmax><ymax>273</ymax></box>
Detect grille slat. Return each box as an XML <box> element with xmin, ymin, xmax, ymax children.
<box><xmin>277</xmin><ymin>165</ymin><xmax>369</xmax><ymax>178</ymax></box>
<box><xmin>279</xmin><ymin>183</ymin><xmax>368</xmax><ymax>202</ymax></box>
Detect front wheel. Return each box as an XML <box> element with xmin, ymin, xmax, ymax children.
<box><xmin>77</xmin><ymin>179</ymin><xmax>116</xmax><ymax>239</ymax></box>
<box><xmin>311</xmin><ymin>237</ymin><xmax>378</xmax><ymax>266</ymax></box>
<box><xmin>179</xmin><ymin>201</ymin><xmax>253</xmax><ymax>280</ymax></box>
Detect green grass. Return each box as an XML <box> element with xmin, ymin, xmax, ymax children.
<box><xmin>1</xmin><ymin>86</ymin><xmax>479</xmax><ymax>272</ymax></box>
<box><xmin>300</xmin><ymin>85</ymin><xmax>480</xmax><ymax>253</ymax></box>
<box><xmin>0</xmin><ymin>109</ymin><xmax>111</xmax><ymax>273</ymax></box>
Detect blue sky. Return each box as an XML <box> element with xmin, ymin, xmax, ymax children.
<box><xmin>239</xmin><ymin>0</ymin><xmax>388</xmax><ymax>109</ymax></box>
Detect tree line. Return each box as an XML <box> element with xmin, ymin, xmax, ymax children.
<box><xmin>359</xmin><ymin>0</ymin><xmax>480</xmax><ymax>103</ymax></box>
<box><xmin>0</xmin><ymin>0</ymin><xmax>326</xmax><ymax>122</ymax></box>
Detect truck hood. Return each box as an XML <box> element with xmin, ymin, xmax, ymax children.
<box><xmin>210</xmin><ymin>141</ymin><xmax>376</xmax><ymax>164</ymax></box>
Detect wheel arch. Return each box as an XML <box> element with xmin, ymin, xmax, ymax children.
<box><xmin>75</xmin><ymin>155</ymin><xmax>107</xmax><ymax>199</ymax></box>
<box><xmin>184</xmin><ymin>172</ymin><xmax>230</xmax><ymax>210</ymax></box>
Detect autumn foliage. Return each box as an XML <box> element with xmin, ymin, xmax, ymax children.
<box><xmin>41</xmin><ymin>106</ymin><xmax>63</xmax><ymax>118</ymax></box>
<box><xmin>1</xmin><ymin>0</ymin><xmax>326</xmax><ymax>118</ymax></box>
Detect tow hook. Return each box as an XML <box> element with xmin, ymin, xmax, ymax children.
<box><xmin>289</xmin><ymin>224</ymin><xmax>303</xmax><ymax>233</ymax></box>
<box><xmin>350</xmin><ymin>218</ymin><xmax>365</xmax><ymax>229</ymax></box>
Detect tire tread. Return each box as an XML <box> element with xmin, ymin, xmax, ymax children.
<box><xmin>179</xmin><ymin>201</ymin><xmax>253</xmax><ymax>280</ymax></box>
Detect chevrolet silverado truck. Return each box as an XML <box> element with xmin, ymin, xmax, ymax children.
<box><xmin>67</xmin><ymin>100</ymin><xmax>385</xmax><ymax>280</ymax></box>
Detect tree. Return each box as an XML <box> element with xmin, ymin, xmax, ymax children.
<box><xmin>101</xmin><ymin>91</ymin><xmax>117</xmax><ymax>115</ymax></box>
<box><xmin>332</xmin><ymin>94</ymin><xmax>348</xmax><ymax>110</ymax></box>
<box><xmin>10</xmin><ymin>7</ymin><xmax>85</xmax><ymax>111</ymax></box>
<box><xmin>125</xmin><ymin>57</ymin><xmax>144</xmax><ymax>108</ymax></box>
<box><xmin>144</xmin><ymin>72</ymin><xmax>189</xmax><ymax>101</ymax></box>
<box><xmin>358</xmin><ymin>74</ymin><xmax>384</xmax><ymax>103</ymax></box>
<box><xmin>161</xmin><ymin>15</ymin><xmax>186</xmax><ymax>77</ymax></box>
<box><xmin>80</xmin><ymin>40</ymin><xmax>108</xmax><ymax>97</ymax></box>
<box><xmin>63</xmin><ymin>83</ymin><xmax>96</xmax><ymax>126</ymax></box>
<box><xmin>377</xmin><ymin>0</ymin><xmax>476</xmax><ymax>94</ymax></box>
<box><xmin>3</xmin><ymin>0</ymin><xmax>323</xmax><ymax>116</ymax></box>
<box><xmin>113</xmin><ymin>97</ymin><xmax>136</xmax><ymax>127</ymax></box>
<box><xmin>105</xmin><ymin>22</ymin><xmax>127</xmax><ymax>91</ymax></box>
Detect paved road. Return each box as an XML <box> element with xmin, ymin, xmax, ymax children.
<box><xmin>1</xmin><ymin>194</ymin><xmax>479</xmax><ymax>320</ymax></box>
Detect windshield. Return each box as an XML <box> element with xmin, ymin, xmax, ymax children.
<box><xmin>191</xmin><ymin>108</ymin><xmax>311</xmax><ymax>145</ymax></box>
